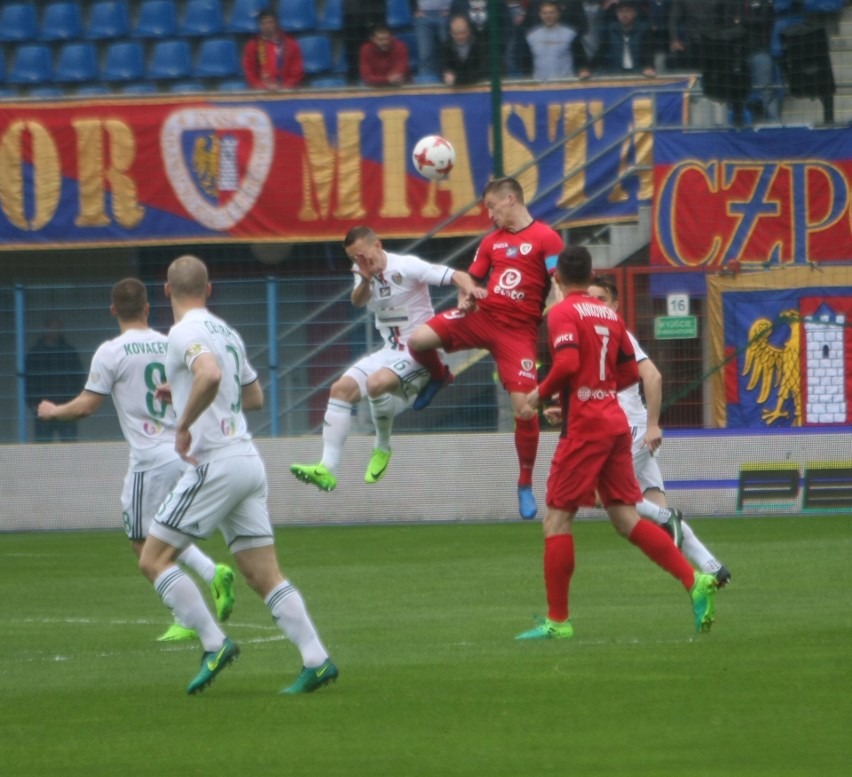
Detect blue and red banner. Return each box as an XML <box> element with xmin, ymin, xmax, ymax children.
<box><xmin>652</xmin><ymin>127</ymin><xmax>852</xmax><ymax>268</ymax></box>
<box><xmin>0</xmin><ymin>79</ymin><xmax>689</xmax><ymax>249</ymax></box>
<box><xmin>708</xmin><ymin>266</ymin><xmax>852</xmax><ymax>428</ymax></box>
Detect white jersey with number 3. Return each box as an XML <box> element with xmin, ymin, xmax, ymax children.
<box><xmin>85</xmin><ymin>328</ymin><xmax>177</xmax><ymax>471</ymax></box>
<box><xmin>165</xmin><ymin>308</ymin><xmax>258</xmax><ymax>462</ymax></box>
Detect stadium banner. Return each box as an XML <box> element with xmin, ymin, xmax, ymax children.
<box><xmin>707</xmin><ymin>266</ymin><xmax>852</xmax><ymax>428</ymax></box>
<box><xmin>651</xmin><ymin>127</ymin><xmax>852</xmax><ymax>268</ymax></box>
<box><xmin>0</xmin><ymin>79</ymin><xmax>690</xmax><ymax>249</ymax></box>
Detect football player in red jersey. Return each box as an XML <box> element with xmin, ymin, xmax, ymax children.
<box><xmin>514</xmin><ymin>245</ymin><xmax>719</xmax><ymax>639</ymax></box>
<box><xmin>408</xmin><ymin>177</ymin><xmax>564</xmax><ymax>520</ymax></box>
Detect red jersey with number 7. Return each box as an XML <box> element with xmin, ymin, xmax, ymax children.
<box><xmin>538</xmin><ymin>290</ymin><xmax>639</xmax><ymax>440</ymax></box>
<box><xmin>468</xmin><ymin>221</ymin><xmax>563</xmax><ymax>328</ymax></box>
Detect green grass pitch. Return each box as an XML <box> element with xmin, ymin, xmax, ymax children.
<box><xmin>1</xmin><ymin>515</ymin><xmax>849</xmax><ymax>777</ymax></box>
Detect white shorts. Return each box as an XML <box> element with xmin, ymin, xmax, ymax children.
<box><xmin>631</xmin><ymin>425</ymin><xmax>665</xmax><ymax>493</ymax></box>
<box><xmin>344</xmin><ymin>348</ymin><xmax>431</xmax><ymax>402</ymax></box>
<box><xmin>150</xmin><ymin>448</ymin><xmax>273</xmax><ymax>552</ymax></box>
<box><xmin>121</xmin><ymin>457</ymin><xmax>187</xmax><ymax>541</ymax></box>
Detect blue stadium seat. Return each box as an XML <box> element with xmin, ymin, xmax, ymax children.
<box><xmin>133</xmin><ymin>0</ymin><xmax>178</xmax><ymax>38</ymax></box>
<box><xmin>75</xmin><ymin>84</ymin><xmax>112</xmax><ymax>95</ymax></box>
<box><xmin>396</xmin><ymin>31</ymin><xmax>418</xmax><ymax>72</ymax></box>
<box><xmin>122</xmin><ymin>82</ymin><xmax>157</xmax><ymax>94</ymax></box>
<box><xmin>102</xmin><ymin>40</ymin><xmax>145</xmax><ymax>82</ymax></box>
<box><xmin>386</xmin><ymin>0</ymin><xmax>414</xmax><ymax>29</ymax></box>
<box><xmin>227</xmin><ymin>0</ymin><xmax>266</xmax><ymax>33</ymax></box>
<box><xmin>180</xmin><ymin>0</ymin><xmax>225</xmax><ymax>37</ymax></box>
<box><xmin>0</xmin><ymin>87</ymin><xmax>19</xmax><ymax>98</ymax></box>
<box><xmin>194</xmin><ymin>37</ymin><xmax>241</xmax><ymax>78</ymax></box>
<box><xmin>55</xmin><ymin>42</ymin><xmax>99</xmax><ymax>84</ymax></box>
<box><xmin>40</xmin><ymin>2</ymin><xmax>84</xmax><ymax>42</ymax></box>
<box><xmin>170</xmin><ymin>80</ymin><xmax>206</xmax><ymax>93</ymax></box>
<box><xmin>412</xmin><ymin>72</ymin><xmax>441</xmax><ymax>85</ymax></box>
<box><xmin>0</xmin><ymin>3</ymin><xmax>38</xmax><ymax>42</ymax></box>
<box><xmin>148</xmin><ymin>39</ymin><xmax>193</xmax><ymax>80</ymax></box>
<box><xmin>311</xmin><ymin>75</ymin><xmax>347</xmax><ymax>88</ymax></box>
<box><xmin>28</xmin><ymin>85</ymin><xmax>65</xmax><ymax>98</ymax></box>
<box><xmin>0</xmin><ymin>49</ymin><xmax>5</xmax><ymax>83</ymax></box>
<box><xmin>8</xmin><ymin>44</ymin><xmax>54</xmax><ymax>86</ymax></box>
<box><xmin>278</xmin><ymin>0</ymin><xmax>317</xmax><ymax>34</ymax></box>
<box><xmin>86</xmin><ymin>1</ymin><xmax>131</xmax><ymax>40</ymax></box>
<box><xmin>218</xmin><ymin>78</ymin><xmax>248</xmax><ymax>91</ymax></box>
<box><xmin>298</xmin><ymin>34</ymin><xmax>332</xmax><ymax>76</ymax></box>
<box><xmin>318</xmin><ymin>0</ymin><xmax>343</xmax><ymax>32</ymax></box>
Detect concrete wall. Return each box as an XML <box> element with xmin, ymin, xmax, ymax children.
<box><xmin>2</xmin><ymin>428</ymin><xmax>850</xmax><ymax>532</ymax></box>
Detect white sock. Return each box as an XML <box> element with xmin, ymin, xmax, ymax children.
<box><xmin>368</xmin><ymin>393</ymin><xmax>395</xmax><ymax>451</ymax></box>
<box><xmin>154</xmin><ymin>565</ymin><xmax>225</xmax><ymax>651</ymax></box>
<box><xmin>320</xmin><ymin>399</ymin><xmax>354</xmax><ymax>474</ymax></box>
<box><xmin>681</xmin><ymin>522</ymin><xmax>722</xmax><ymax>573</ymax></box>
<box><xmin>636</xmin><ymin>499</ymin><xmax>673</xmax><ymax>523</ymax></box>
<box><xmin>265</xmin><ymin>581</ymin><xmax>328</xmax><ymax>668</ymax></box>
<box><xmin>177</xmin><ymin>544</ymin><xmax>217</xmax><ymax>585</ymax></box>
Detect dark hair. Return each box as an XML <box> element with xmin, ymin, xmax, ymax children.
<box><xmin>343</xmin><ymin>226</ymin><xmax>378</xmax><ymax>247</ymax></box>
<box><xmin>257</xmin><ymin>8</ymin><xmax>276</xmax><ymax>24</ymax></box>
<box><xmin>112</xmin><ymin>278</ymin><xmax>147</xmax><ymax>321</ymax></box>
<box><xmin>589</xmin><ymin>274</ymin><xmax>619</xmax><ymax>301</ymax></box>
<box><xmin>481</xmin><ymin>176</ymin><xmax>524</xmax><ymax>204</ymax></box>
<box><xmin>556</xmin><ymin>245</ymin><xmax>593</xmax><ymax>286</ymax></box>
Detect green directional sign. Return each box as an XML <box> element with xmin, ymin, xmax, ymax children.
<box><xmin>654</xmin><ymin>315</ymin><xmax>698</xmax><ymax>340</ymax></box>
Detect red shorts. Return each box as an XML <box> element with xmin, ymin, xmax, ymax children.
<box><xmin>426</xmin><ymin>307</ymin><xmax>539</xmax><ymax>392</ymax></box>
<box><xmin>546</xmin><ymin>432</ymin><xmax>643</xmax><ymax>512</ymax></box>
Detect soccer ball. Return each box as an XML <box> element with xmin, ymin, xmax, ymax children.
<box><xmin>412</xmin><ymin>135</ymin><xmax>455</xmax><ymax>181</ymax></box>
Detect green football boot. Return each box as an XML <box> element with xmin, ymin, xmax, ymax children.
<box><xmin>187</xmin><ymin>638</ymin><xmax>240</xmax><ymax>695</ymax></box>
<box><xmin>290</xmin><ymin>463</ymin><xmax>337</xmax><ymax>492</ymax></box>
<box><xmin>280</xmin><ymin>658</ymin><xmax>339</xmax><ymax>695</ymax></box>
<box><xmin>364</xmin><ymin>448</ymin><xmax>392</xmax><ymax>484</ymax></box>
<box><xmin>690</xmin><ymin>573</ymin><xmax>718</xmax><ymax>633</ymax></box>
<box><xmin>210</xmin><ymin>563</ymin><xmax>235</xmax><ymax>622</ymax></box>
<box><xmin>157</xmin><ymin>623</ymin><xmax>198</xmax><ymax>642</ymax></box>
<box><xmin>515</xmin><ymin>617</ymin><xmax>574</xmax><ymax>640</ymax></box>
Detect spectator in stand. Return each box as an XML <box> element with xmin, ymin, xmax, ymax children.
<box><xmin>343</xmin><ymin>1</ymin><xmax>387</xmax><ymax>84</ymax></box>
<box><xmin>668</xmin><ymin>0</ymin><xmax>720</xmax><ymax>70</ymax></box>
<box><xmin>505</xmin><ymin>1</ymin><xmax>529</xmax><ymax>75</ymax></box>
<box><xmin>526</xmin><ymin>1</ymin><xmax>590</xmax><ymax>80</ymax></box>
<box><xmin>440</xmin><ymin>14</ymin><xmax>488</xmax><ymax>85</ymax></box>
<box><xmin>360</xmin><ymin>23</ymin><xmax>411</xmax><ymax>86</ymax></box>
<box><xmin>646</xmin><ymin>0</ymin><xmax>674</xmax><ymax>73</ymax></box>
<box><xmin>739</xmin><ymin>0</ymin><xmax>780</xmax><ymax>121</ymax></box>
<box><xmin>415</xmin><ymin>1</ymin><xmax>453</xmax><ymax>78</ymax></box>
<box><xmin>450</xmin><ymin>0</ymin><xmax>512</xmax><ymax>73</ymax></box>
<box><xmin>593</xmin><ymin>0</ymin><xmax>655</xmax><ymax>77</ymax></box>
<box><xmin>241</xmin><ymin>7</ymin><xmax>304</xmax><ymax>90</ymax></box>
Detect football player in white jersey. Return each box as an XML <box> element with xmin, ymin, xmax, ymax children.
<box><xmin>586</xmin><ymin>276</ymin><xmax>731</xmax><ymax>586</ymax></box>
<box><xmin>139</xmin><ymin>255</ymin><xmax>336</xmax><ymax>695</ymax></box>
<box><xmin>291</xmin><ymin>225</ymin><xmax>486</xmax><ymax>492</ymax></box>
<box><xmin>37</xmin><ymin>278</ymin><xmax>236</xmax><ymax>641</ymax></box>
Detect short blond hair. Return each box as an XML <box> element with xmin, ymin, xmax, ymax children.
<box><xmin>167</xmin><ymin>255</ymin><xmax>209</xmax><ymax>298</ymax></box>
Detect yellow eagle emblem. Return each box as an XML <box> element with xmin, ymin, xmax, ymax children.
<box><xmin>741</xmin><ymin>309</ymin><xmax>802</xmax><ymax>426</ymax></box>
<box><xmin>192</xmin><ymin>134</ymin><xmax>220</xmax><ymax>198</ymax></box>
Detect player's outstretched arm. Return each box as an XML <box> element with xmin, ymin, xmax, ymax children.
<box><xmin>241</xmin><ymin>379</ymin><xmax>264</xmax><ymax>412</ymax></box>
<box><xmin>37</xmin><ymin>390</ymin><xmax>104</xmax><ymax>422</ymax></box>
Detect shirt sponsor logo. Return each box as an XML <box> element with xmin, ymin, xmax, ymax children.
<box><xmin>506</xmin><ymin>246</ymin><xmax>519</xmax><ymax>258</ymax></box>
<box><xmin>493</xmin><ymin>268</ymin><xmax>526</xmax><ymax>301</ymax></box>
<box><xmin>577</xmin><ymin>386</ymin><xmax>617</xmax><ymax>401</ymax></box>
<box><xmin>143</xmin><ymin>420</ymin><xmax>163</xmax><ymax>436</ymax></box>
<box><xmin>380</xmin><ymin>287</ymin><xmax>391</xmax><ymax>298</ymax></box>
<box><xmin>443</xmin><ymin>309</ymin><xmax>468</xmax><ymax>320</ymax></box>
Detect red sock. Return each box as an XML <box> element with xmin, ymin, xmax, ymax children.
<box><xmin>515</xmin><ymin>415</ymin><xmax>539</xmax><ymax>487</ymax></box>
<box><xmin>410</xmin><ymin>347</ymin><xmax>445</xmax><ymax>381</ymax></box>
<box><xmin>544</xmin><ymin>534</ymin><xmax>574</xmax><ymax>622</ymax></box>
<box><xmin>628</xmin><ymin>519</ymin><xmax>695</xmax><ymax>590</ymax></box>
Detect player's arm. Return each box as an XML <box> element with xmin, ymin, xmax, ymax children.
<box><xmin>37</xmin><ymin>390</ymin><xmax>104</xmax><ymax>421</ymax></box>
<box><xmin>638</xmin><ymin>356</ymin><xmax>664</xmax><ymax>451</ymax></box>
<box><xmin>174</xmin><ymin>352</ymin><xmax>221</xmax><ymax>463</ymax></box>
<box><xmin>350</xmin><ymin>264</ymin><xmax>372</xmax><ymax>308</ymax></box>
<box><xmin>615</xmin><ymin>330</ymin><xmax>640</xmax><ymax>391</ymax></box>
<box><xmin>450</xmin><ymin>270</ymin><xmax>488</xmax><ymax>309</ymax></box>
<box><xmin>241</xmin><ymin>378</ymin><xmax>264</xmax><ymax>412</ymax></box>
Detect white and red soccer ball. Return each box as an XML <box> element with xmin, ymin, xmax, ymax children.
<box><xmin>412</xmin><ymin>135</ymin><xmax>455</xmax><ymax>181</ymax></box>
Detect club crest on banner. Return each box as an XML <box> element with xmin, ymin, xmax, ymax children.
<box><xmin>161</xmin><ymin>108</ymin><xmax>274</xmax><ymax>231</ymax></box>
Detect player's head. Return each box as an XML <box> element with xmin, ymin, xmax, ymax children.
<box><xmin>166</xmin><ymin>255</ymin><xmax>210</xmax><ymax>301</ymax></box>
<box><xmin>555</xmin><ymin>245</ymin><xmax>593</xmax><ymax>290</ymax></box>
<box><xmin>482</xmin><ymin>177</ymin><xmax>525</xmax><ymax>229</ymax></box>
<box><xmin>588</xmin><ymin>275</ymin><xmax>619</xmax><ymax>311</ymax></box>
<box><xmin>111</xmin><ymin>278</ymin><xmax>148</xmax><ymax>322</ymax></box>
<box><xmin>343</xmin><ymin>226</ymin><xmax>385</xmax><ymax>275</ymax></box>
